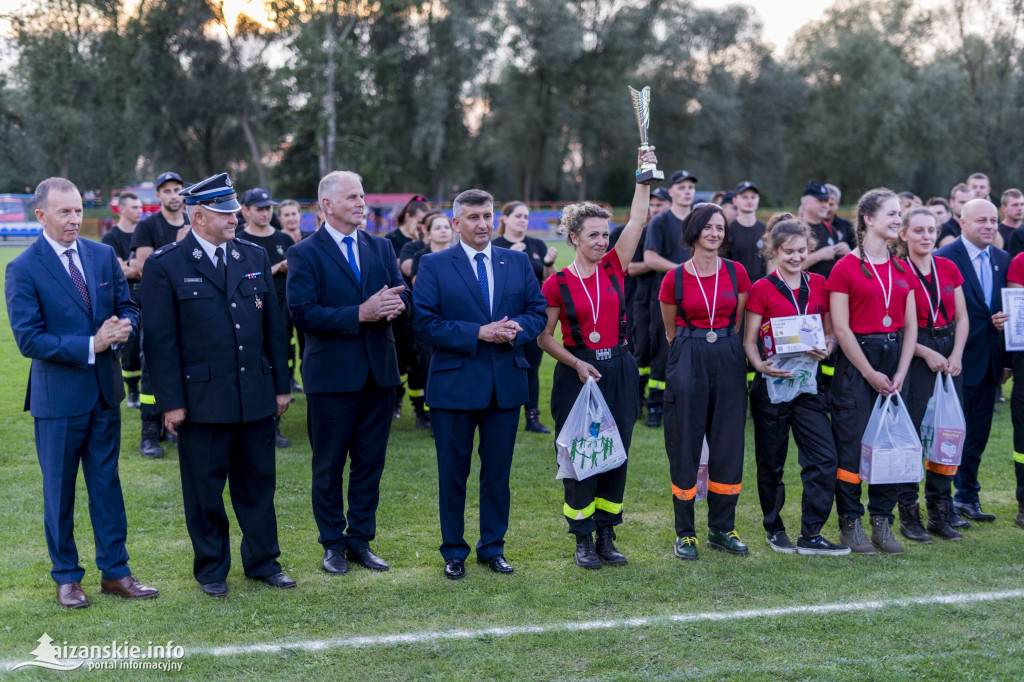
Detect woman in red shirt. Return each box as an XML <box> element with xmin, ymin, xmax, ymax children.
<box><xmin>827</xmin><ymin>188</ymin><xmax>918</xmax><ymax>555</ymax></box>
<box><xmin>742</xmin><ymin>214</ymin><xmax>848</xmax><ymax>555</ymax></box>
<box><xmin>1003</xmin><ymin>253</ymin><xmax>1024</xmax><ymax>530</ymax></box>
<box><xmin>538</xmin><ymin>147</ymin><xmax>656</xmax><ymax>569</ymax></box>
<box><xmin>658</xmin><ymin>203</ymin><xmax>750</xmax><ymax>560</ymax></box>
<box><xmin>894</xmin><ymin>207</ymin><xmax>969</xmax><ymax>541</ymax></box>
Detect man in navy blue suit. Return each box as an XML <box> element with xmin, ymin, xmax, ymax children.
<box><xmin>5</xmin><ymin>178</ymin><xmax>158</xmax><ymax>608</ymax></box>
<box><xmin>936</xmin><ymin>198</ymin><xmax>1010</xmax><ymax>524</ymax></box>
<box><xmin>287</xmin><ymin>171</ymin><xmax>409</xmax><ymax>575</ymax></box>
<box><xmin>414</xmin><ymin>189</ymin><xmax>547</xmax><ymax>579</ymax></box>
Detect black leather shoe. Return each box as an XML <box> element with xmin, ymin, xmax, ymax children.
<box><xmin>444</xmin><ymin>558</ymin><xmax>465</xmax><ymax>580</ymax></box>
<box><xmin>199</xmin><ymin>581</ymin><xmax>228</xmax><ymax>597</ymax></box>
<box><xmin>346</xmin><ymin>548</ymin><xmax>389</xmax><ymax>572</ymax></box>
<box><xmin>949</xmin><ymin>509</ymin><xmax>971</xmax><ymax>529</ymax></box>
<box><xmin>953</xmin><ymin>501</ymin><xmax>996</xmax><ymax>522</ymax></box>
<box><xmin>322</xmin><ymin>549</ymin><xmax>349</xmax><ymax>574</ymax></box>
<box><xmin>263</xmin><ymin>572</ymin><xmax>297</xmax><ymax>589</ymax></box>
<box><xmin>139</xmin><ymin>439</ymin><xmax>164</xmax><ymax>459</ymax></box>
<box><xmin>478</xmin><ymin>554</ymin><xmax>514</xmax><ymax>574</ymax></box>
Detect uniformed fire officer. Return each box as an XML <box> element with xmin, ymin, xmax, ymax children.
<box><xmin>141</xmin><ymin>173</ymin><xmax>295</xmax><ymax>597</ymax></box>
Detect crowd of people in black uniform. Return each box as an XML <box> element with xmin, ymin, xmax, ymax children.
<box><xmin>12</xmin><ymin>149</ymin><xmax>1024</xmax><ymax>608</ymax></box>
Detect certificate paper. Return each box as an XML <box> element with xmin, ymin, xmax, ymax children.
<box><xmin>1002</xmin><ymin>288</ymin><xmax>1024</xmax><ymax>351</ymax></box>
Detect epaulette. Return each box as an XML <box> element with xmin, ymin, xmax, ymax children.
<box><xmin>233</xmin><ymin>237</ymin><xmax>258</xmax><ymax>250</ymax></box>
<box><xmin>151</xmin><ymin>241</ymin><xmax>180</xmax><ymax>259</ymax></box>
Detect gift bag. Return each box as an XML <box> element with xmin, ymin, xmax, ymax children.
<box><xmin>555</xmin><ymin>378</ymin><xmax>628</xmax><ymax>481</ymax></box>
<box><xmin>919</xmin><ymin>373</ymin><xmax>966</xmax><ymax>467</ymax></box>
<box><xmin>763</xmin><ymin>354</ymin><xmax>818</xmax><ymax>404</ymax></box>
<box><xmin>860</xmin><ymin>393</ymin><xmax>924</xmax><ymax>484</ymax></box>
<box><xmin>695</xmin><ymin>437</ymin><xmax>710</xmax><ymax>501</ymax></box>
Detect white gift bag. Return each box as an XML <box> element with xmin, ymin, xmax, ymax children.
<box><xmin>919</xmin><ymin>373</ymin><xmax>966</xmax><ymax>467</ymax></box>
<box><xmin>763</xmin><ymin>354</ymin><xmax>819</xmax><ymax>404</ymax></box>
<box><xmin>860</xmin><ymin>393</ymin><xmax>924</xmax><ymax>484</ymax></box>
<box><xmin>555</xmin><ymin>377</ymin><xmax>628</xmax><ymax>481</ymax></box>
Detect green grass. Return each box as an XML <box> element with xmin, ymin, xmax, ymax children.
<box><xmin>1</xmin><ymin>242</ymin><xmax>1024</xmax><ymax>680</ymax></box>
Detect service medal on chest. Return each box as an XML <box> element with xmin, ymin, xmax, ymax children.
<box><xmin>255</xmin><ymin>296</ymin><xmax>263</xmax><ymax>310</ymax></box>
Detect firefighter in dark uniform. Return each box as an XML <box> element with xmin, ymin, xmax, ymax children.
<box><xmin>742</xmin><ymin>214</ymin><xmax>849</xmax><ymax>556</ymax></box>
<box><xmin>537</xmin><ymin>147</ymin><xmax>655</xmax><ymax>569</ymax></box>
<box><xmin>659</xmin><ymin>203</ymin><xmax>751</xmax><ymax>560</ymax></box>
<box><xmin>102</xmin><ymin>191</ymin><xmax>144</xmax><ymax>407</ymax></box>
<box><xmin>141</xmin><ymin>173</ymin><xmax>296</xmax><ymax>597</ymax></box>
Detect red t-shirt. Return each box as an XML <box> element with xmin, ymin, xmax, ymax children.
<box><xmin>542</xmin><ymin>250</ymin><xmax>627</xmax><ymax>349</ymax></box>
<box><xmin>907</xmin><ymin>256</ymin><xmax>963</xmax><ymax>328</ymax></box>
<box><xmin>826</xmin><ymin>253</ymin><xmax>915</xmax><ymax>333</ymax></box>
<box><xmin>745</xmin><ymin>271</ymin><xmax>828</xmax><ymax>320</ymax></box>
<box><xmin>657</xmin><ymin>259</ymin><xmax>751</xmax><ymax>328</ymax></box>
<box><xmin>1008</xmin><ymin>252</ymin><xmax>1024</xmax><ymax>285</ymax></box>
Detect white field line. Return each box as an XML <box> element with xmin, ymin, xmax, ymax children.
<box><xmin>3</xmin><ymin>588</ymin><xmax>1023</xmax><ymax>670</ymax></box>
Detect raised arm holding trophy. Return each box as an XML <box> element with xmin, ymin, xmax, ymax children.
<box><xmin>629</xmin><ymin>85</ymin><xmax>665</xmax><ymax>186</ymax></box>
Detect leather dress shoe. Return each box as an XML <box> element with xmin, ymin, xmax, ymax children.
<box><xmin>263</xmin><ymin>572</ymin><xmax>297</xmax><ymax>589</ymax></box>
<box><xmin>953</xmin><ymin>501</ymin><xmax>996</xmax><ymax>522</ymax></box>
<box><xmin>346</xmin><ymin>548</ymin><xmax>389</xmax><ymax>571</ymax></box>
<box><xmin>57</xmin><ymin>582</ymin><xmax>89</xmax><ymax>609</ymax></box>
<box><xmin>478</xmin><ymin>554</ymin><xmax>514</xmax><ymax>574</ymax></box>
<box><xmin>444</xmin><ymin>558</ymin><xmax>465</xmax><ymax>580</ymax></box>
<box><xmin>199</xmin><ymin>581</ymin><xmax>228</xmax><ymax>597</ymax></box>
<box><xmin>322</xmin><ymin>549</ymin><xmax>349</xmax><ymax>574</ymax></box>
<box><xmin>100</xmin><ymin>575</ymin><xmax>159</xmax><ymax>600</ymax></box>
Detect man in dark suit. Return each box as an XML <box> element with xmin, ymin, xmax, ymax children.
<box><xmin>936</xmin><ymin>198</ymin><xmax>1009</xmax><ymax>523</ymax></box>
<box><xmin>142</xmin><ymin>173</ymin><xmax>295</xmax><ymax>597</ymax></box>
<box><xmin>287</xmin><ymin>171</ymin><xmax>408</xmax><ymax>575</ymax></box>
<box><xmin>413</xmin><ymin>189</ymin><xmax>547</xmax><ymax>580</ymax></box>
<box><xmin>5</xmin><ymin>177</ymin><xmax>157</xmax><ymax>608</ymax></box>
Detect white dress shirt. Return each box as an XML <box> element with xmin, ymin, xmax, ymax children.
<box><xmin>460</xmin><ymin>240</ymin><xmax>494</xmax><ymax>312</ymax></box>
<box><xmin>41</xmin><ymin>231</ymin><xmax>95</xmax><ymax>365</ymax></box>
<box><xmin>322</xmin><ymin>222</ymin><xmax>361</xmax><ymax>273</ymax></box>
<box><xmin>191</xmin><ymin>230</ymin><xmax>229</xmax><ymax>268</ymax></box>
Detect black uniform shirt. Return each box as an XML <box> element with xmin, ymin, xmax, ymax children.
<box><xmin>727</xmin><ymin>219</ymin><xmax>767</xmax><ymax>281</ymax></box>
<box><xmin>242</xmin><ymin>229</ymin><xmax>292</xmax><ymax>304</ymax></box>
<box><xmin>131</xmin><ymin>212</ymin><xmax>188</xmax><ymax>252</ymax></box>
<box><xmin>644</xmin><ymin>209</ymin><xmax>689</xmax><ymax>266</ymax></box>
<box><xmin>806</xmin><ymin>221</ymin><xmax>853</xmax><ymax>278</ymax></box>
<box><xmin>385</xmin><ymin>228</ymin><xmax>413</xmax><ymax>260</ymax></box>
<box><xmin>939</xmin><ymin>217</ymin><xmax>961</xmax><ymax>243</ymax></box>
<box><xmin>492</xmin><ymin>235</ymin><xmax>549</xmax><ymax>283</ymax></box>
<box><xmin>101</xmin><ymin>226</ymin><xmax>138</xmax><ymax>281</ymax></box>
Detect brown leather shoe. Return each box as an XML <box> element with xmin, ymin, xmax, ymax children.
<box><xmin>100</xmin><ymin>575</ymin><xmax>159</xmax><ymax>600</ymax></box>
<box><xmin>57</xmin><ymin>582</ymin><xmax>89</xmax><ymax>609</ymax></box>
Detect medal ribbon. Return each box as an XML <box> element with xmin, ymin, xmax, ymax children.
<box><xmin>910</xmin><ymin>256</ymin><xmax>946</xmax><ymax>328</ymax></box>
<box><xmin>689</xmin><ymin>257</ymin><xmax>720</xmax><ymax>328</ymax></box>
<box><xmin>570</xmin><ymin>260</ymin><xmax>600</xmax><ymax>337</ymax></box>
<box><xmin>865</xmin><ymin>256</ymin><xmax>893</xmax><ymax>321</ymax></box>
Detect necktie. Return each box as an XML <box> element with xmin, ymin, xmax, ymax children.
<box><xmin>63</xmin><ymin>249</ymin><xmax>92</xmax><ymax>315</ymax></box>
<box><xmin>979</xmin><ymin>249</ymin><xmax>992</xmax><ymax>304</ymax></box>
<box><xmin>214</xmin><ymin>246</ymin><xmax>227</xmax><ymax>283</ymax></box>
<box><xmin>343</xmin><ymin>236</ymin><xmax>360</xmax><ymax>283</ymax></box>
<box><xmin>475</xmin><ymin>252</ymin><xmax>490</xmax><ymax>314</ymax></box>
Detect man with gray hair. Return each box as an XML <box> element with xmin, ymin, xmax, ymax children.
<box><xmin>287</xmin><ymin>170</ymin><xmax>409</xmax><ymax>575</ymax></box>
<box><xmin>824</xmin><ymin>183</ymin><xmax>854</xmax><ymax>243</ymax></box>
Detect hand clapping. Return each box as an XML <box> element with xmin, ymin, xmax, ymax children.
<box><xmin>359</xmin><ymin>285</ymin><xmax>406</xmax><ymax>322</ymax></box>
<box><xmin>479</xmin><ymin>316</ymin><xmax>522</xmax><ymax>343</ymax></box>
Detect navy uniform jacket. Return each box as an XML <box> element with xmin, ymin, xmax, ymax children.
<box><xmin>6</xmin><ymin>237</ymin><xmax>138</xmax><ymax>417</ymax></box>
<box><xmin>141</xmin><ymin>231</ymin><xmax>289</xmax><ymax>423</ymax></box>
<box><xmin>286</xmin><ymin>227</ymin><xmax>410</xmax><ymax>393</ymax></box>
<box><xmin>935</xmin><ymin>238</ymin><xmax>1008</xmax><ymax>386</ymax></box>
<box><xmin>413</xmin><ymin>244</ymin><xmax>547</xmax><ymax>411</ymax></box>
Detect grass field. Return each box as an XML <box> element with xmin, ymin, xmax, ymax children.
<box><xmin>1</xmin><ymin>242</ymin><xmax>1024</xmax><ymax>680</ymax></box>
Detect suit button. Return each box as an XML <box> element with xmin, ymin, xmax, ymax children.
<box><xmin>235</xmin><ymin>323</ymin><xmax>240</xmax><ymax>329</ymax></box>
<box><xmin>238</xmin><ymin>345</ymin><xmax>243</xmax><ymax>351</ymax></box>
<box><xmin>193</xmin><ymin>291</ymin><xmax>198</xmax><ymax>295</ymax></box>
<box><xmin>231</xmin><ymin>302</ymin><xmax>237</xmax><ymax>308</ymax></box>
<box><xmin>185</xmin><ymin>375</ymin><xmax>190</xmax><ymax>380</ymax></box>
<box><xmin>240</xmin><ymin>367</ymin><xmax>246</xmax><ymax>373</ymax></box>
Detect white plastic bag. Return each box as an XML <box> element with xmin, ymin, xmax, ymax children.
<box><xmin>860</xmin><ymin>393</ymin><xmax>924</xmax><ymax>484</ymax></box>
<box><xmin>763</xmin><ymin>354</ymin><xmax>818</xmax><ymax>404</ymax></box>
<box><xmin>919</xmin><ymin>373</ymin><xmax>966</xmax><ymax>467</ymax></box>
<box><xmin>555</xmin><ymin>377</ymin><xmax>628</xmax><ymax>481</ymax></box>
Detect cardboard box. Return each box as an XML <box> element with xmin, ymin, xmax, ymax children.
<box><xmin>859</xmin><ymin>445</ymin><xmax>924</xmax><ymax>484</ymax></box>
<box><xmin>761</xmin><ymin>313</ymin><xmax>826</xmax><ymax>358</ymax></box>
<box><xmin>926</xmin><ymin>427</ymin><xmax>965</xmax><ymax>467</ymax></box>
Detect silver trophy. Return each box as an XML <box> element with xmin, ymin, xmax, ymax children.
<box><xmin>628</xmin><ymin>85</ymin><xmax>665</xmax><ymax>185</ymax></box>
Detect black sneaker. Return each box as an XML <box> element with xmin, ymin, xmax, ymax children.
<box><xmin>766</xmin><ymin>530</ymin><xmax>796</xmax><ymax>554</ymax></box>
<box><xmin>796</xmin><ymin>534</ymin><xmax>852</xmax><ymax>555</ymax></box>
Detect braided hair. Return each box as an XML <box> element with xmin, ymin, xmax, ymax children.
<box><xmin>854</xmin><ymin>188</ymin><xmax>904</xmax><ymax>277</ymax></box>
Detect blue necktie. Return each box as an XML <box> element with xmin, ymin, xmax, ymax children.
<box><xmin>979</xmin><ymin>249</ymin><xmax>992</xmax><ymax>304</ymax></box>
<box><xmin>474</xmin><ymin>252</ymin><xmax>490</xmax><ymax>314</ymax></box>
<box><xmin>343</xmin><ymin>235</ymin><xmax>360</xmax><ymax>283</ymax></box>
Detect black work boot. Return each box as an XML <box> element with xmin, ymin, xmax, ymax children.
<box><xmin>574</xmin><ymin>534</ymin><xmax>601</xmax><ymax>569</ymax></box>
<box><xmin>139</xmin><ymin>419</ymin><xmax>164</xmax><ymax>459</ymax></box>
<box><xmin>926</xmin><ymin>502</ymin><xmax>963</xmax><ymax>541</ymax></box>
<box><xmin>645</xmin><ymin>406</ymin><xmax>662</xmax><ymax>428</ymax></box>
<box><xmin>595</xmin><ymin>526</ymin><xmax>627</xmax><ymax>565</ymax></box>
<box><xmin>898</xmin><ymin>502</ymin><xmax>933</xmax><ymax>543</ymax></box>
<box><xmin>525</xmin><ymin>408</ymin><xmax>551</xmax><ymax>434</ymax></box>
<box><xmin>411</xmin><ymin>397</ymin><xmax>430</xmax><ymax>430</ymax></box>
<box><xmin>1015</xmin><ymin>502</ymin><xmax>1024</xmax><ymax>531</ymax></box>
<box><xmin>125</xmin><ymin>377</ymin><xmax>140</xmax><ymax>409</ymax></box>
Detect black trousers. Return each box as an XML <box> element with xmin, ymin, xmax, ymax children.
<box><xmin>664</xmin><ymin>332</ymin><xmax>746</xmax><ymax>536</ymax></box>
<box><xmin>898</xmin><ymin>331</ymin><xmax>961</xmax><ymax>506</ymax></box>
<box><xmin>630</xmin><ymin>285</ymin><xmax>652</xmax><ymax>402</ymax></box>
<box><xmin>749</xmin><ymin>374</ymin><xmax>837</xmax><ymax>538</ymax></box>
<box><xmin>830</xmin><ymin>336</ymin><xmax>901</xmax><ymax>522</ymax></box>
<box><xmin>954</xmin><ymin>375</ymin><xmax>997</xmax><ymax>505</ymax></box>
<box><xmin>523</xmin><ymin>338</ymin><xmax>543</xmax><ymax>412</ymax></box>
<box><xmin>1010</xmin><ymin>352</ymin><xmax>1024</xmax><ymax>503</ymax></box>
<box><xmin>308</xmin><ymin>377</ymin><xmax>393</xmax><ymax>553</ymax></box>
<box><xmin>550</xmin><ymin>352</ymin><xmax>639</xmax><ymax>536</ymax></box>
<box><xmin>178</xmin><ymin>417</ymin><xmax>282</xmax><ymax>583</ymax></box>
<box><xmin>137</xmin><ymin>324</ymin><xmax>162</xmax><ymax>425</ymax></box>
<box><xmin>647</xmin><ymin>296</ymin><xmax>668</xmax><ymax>408</ymax></box>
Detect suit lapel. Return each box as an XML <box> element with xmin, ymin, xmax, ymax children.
<box><xmin>225</xmin><ymin>240</ymin><xmax>244</xmax><ymax>296</ymax></box>
<box><xmin>317</xmin><ymin>229</ymin><xmax>360</xmax><ymax>289</ymax></box>
<box><xmin>491</xmin><ymin>249</ymin><xmax>508</xmax><ymax>322</ymax></box>
<box><xmin>952</xmin><ymin>240</ymin><xmax>985</xmax><ymax>310</ymax></box>
<box><xmin>78</xmin><ymin>240</ymin><xmax>98</xmax><ymax>322</ymax></box>
<box><xmin>35</xmin><ymin>239</ymin><xmax>91</xmax><ymax>316</ymax></box>
<box><xmin>356</xmin><ymin>232</ymin><xmax>373</xmax><ymax>297</ymax></box>
<box><xmin>453</xmin><ymin>245</ymin><xmax>490</xmax><ymax>318</ymax></box>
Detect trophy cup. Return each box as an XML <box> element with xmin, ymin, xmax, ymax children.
<box><xmin>628</xmin><ymin>85</ymin><xmax>664</xmax><ymax>185</ymax></box>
